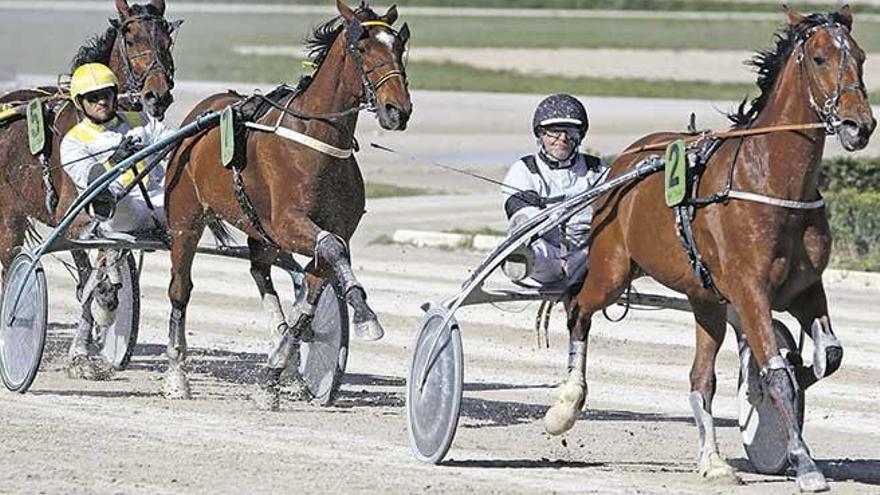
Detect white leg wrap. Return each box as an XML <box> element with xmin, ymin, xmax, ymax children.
<box><xmin>544</xmin><ymin>341</ymin><xmax>588</xmax><ymax>436</ymax></box>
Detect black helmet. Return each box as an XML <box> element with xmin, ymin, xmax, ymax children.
<box><xmin>532</xmin><ymin>94</ymin><xmax>589</xmax><ymax>137</ymax></box>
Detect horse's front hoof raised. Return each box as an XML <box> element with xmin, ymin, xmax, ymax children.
<box><xmin>797</xmin><ymin>471</ymin><xmax>830</xmax><ymax>493</ymax></box>
<box><xmin>163</xmin><ymin>369</ymin><xmax>191</xmax><ymax>400</ymax></box>
<box><xmin>354</xmin><ymin>319</ymin><xmax>384</xmax><ymax>341</ymax></box>
<box><xmin>699</xmin><ymin>452</ymin><xmax>742</xmax><ymax>485</ymax></box>
<box><xmin>543</xmin><ymin>380</ymin><xmax>586</xmax><ymax>436</ymax></box>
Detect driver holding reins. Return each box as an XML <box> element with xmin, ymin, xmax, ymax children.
<box><xmin>61</xmin><ymin>62</ymin><xmax>174</xmax><ymax>237</ymax></box>
<box><xmin>502</xmin><ymin>94</ymin><xmax>608</xmax><ymax>288</ymax></box>
<box><xmin>60</xmin><ymin>63</ymin><xmax>175</xmax><ymax>374</ymax></box>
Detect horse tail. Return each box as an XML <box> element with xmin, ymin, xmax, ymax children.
<box><xmin>207</xmin><ymin>218</ymin><xmax>234</xmax><ymax>248</ymax></box>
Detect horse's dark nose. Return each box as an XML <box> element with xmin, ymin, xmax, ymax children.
<box><xmin>382</xmin><ymin>102</ymin><xmax>410</xmax><ymax>131</ymax></box>
<box><xmin>143</xmin><ymin>90</ymin><xmax>173</xmax><ymax>120</ymax></box>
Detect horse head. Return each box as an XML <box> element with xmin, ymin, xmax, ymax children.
<box><xmin>786</xmin><ymin>4</ymin><xmax>875</xmax><ymax>150</ymax></box>
<box><xmin>337</xmin><ymin>0</ymin><xmax>412</xmax><ymax>130</ymax></box>
<box><xmin>109</xmin><ymin>0</ymin><xmax>181</xmax><ymax>120</ymax></box>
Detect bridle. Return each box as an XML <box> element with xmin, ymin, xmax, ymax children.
<box><xmin>343</xmin><ymin>19</ymin><xmax>409</xmax><ymax>114</ymax></box>
<box><xmin>796</xmin><ymin>20</ymin><xmax>867</xmax><ymax>134</ymax></box>
<box><xmin>113</xmin><ymin>14</ymin><xmax>181</xmax><ymax>104</ymax></box>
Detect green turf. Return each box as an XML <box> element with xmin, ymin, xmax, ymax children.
<box><xmin>365</xmin><ymin>182</ymin><xmax>441</xmax><ymax>198</ymax></box>
<box><xmin>164</xmin><ymin>0</ymin><xmax>880</xmax><ymax>16</ymax></box>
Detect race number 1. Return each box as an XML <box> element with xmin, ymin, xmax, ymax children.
<box><xmin>220</xmin><ymin>106</ymin><xmax>235</xmax><ymax>168</ymax></box>
<box><xmin>664</xmin><ymin>139</ymin><xmax>687</xmax><ymax>207</ymax></box>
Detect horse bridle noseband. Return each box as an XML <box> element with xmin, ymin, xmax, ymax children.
<box><xmin>796</xmin><ymin>21</ymin><xmax>867</xmax><ymax>134</ymax></box>
<box><xmin>114</xmin><ymin>14</ymin><xmax>180</xmax><ymax>102</ymax></box>
<box><xmin>344</xmin><ymin>19</ymin><xmax>409</xmax><ymax>114</ymax></box>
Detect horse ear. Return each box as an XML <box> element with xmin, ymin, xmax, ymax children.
<box><xmin>839</xmin><ymin>3</ymin><xmax>853</xmax><ymax>29</ymax></box>
<box><xmin>783</xmin><ymin>4</ymin><xmax>806</xmax><ymax>26</ymax></box>
<box><xmin>384</xmin><ymin>5</ymin><xmax>398</xmax><ymax>25</ymax></box>
<box><xmin>115</xmin><ymin>0</ymin><xmax>130</xmax><ymax>18</ymax></box>
<box><xmin>150</xmin><ymin>0</ymin><xmax>166</xmax><ymax>15</ymax></box>
<box><xmin>399</xmin><ymin>22</ymin><xmax>410</xmax><ymax>45</ymax></box>
<box><xmin>336</xmin><ymin>0</ymin><xmax>356</xmax><ymax>22</ymax></box>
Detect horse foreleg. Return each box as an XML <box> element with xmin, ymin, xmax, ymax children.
<box><xmin>788</xmin><ymin>282</ymin><xmax>842</xmax><ymax>389</ymax></box>
<box><xmin>733</xmin><ymin>291</ymin><xmax>828</xmax><ymax>492</ymax></box>
<box><xmin>314</xmin><ymin>231</ymin><xmax>383</xmax><ymax>341</ymax></box>
<box><xmin>688</xmin><ymin>298</ymin><xmax>741</xmax><ymax>484</ymax></box>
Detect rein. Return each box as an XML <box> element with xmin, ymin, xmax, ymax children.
<box><xmin>242</xmin><ymin>19</ymin><xmax>409</xmax><ymax>158</ymax></box>
<box><xmin>618</xmin><ymin>122</ymin><xmax>829</xmax><ymax>157</ymax></box>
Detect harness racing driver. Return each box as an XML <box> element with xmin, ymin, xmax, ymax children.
<box><xmin>60</xmin><ymin>62</ymin><xmax>175</xmax><ymax>377</ymax></box>
<box><xmin>501</xmin><ymin>94</ymin><xmax>609</xmax><ymax>288</ymax></box>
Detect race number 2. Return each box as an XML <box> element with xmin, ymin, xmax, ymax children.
<box><xmin>664</xmin><ymin>139</ymin><xmax>687</xmax><ymax>207</ymax></box>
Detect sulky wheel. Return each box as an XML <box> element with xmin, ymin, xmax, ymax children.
<box><xmin>298</xmin><ymin>280</ymin><xmax>349</xmax><ymax>406</ymax></box>
<box><xmin>96</xmin><ymin>251</ymin><xmax>140</xmax><ymax>370</ymax></box>
<box><xmin>737</xmin><ymin>319</ymin><xmax>805</xmax><ymax>475</ymax></box>
<box><xmin>407</xmin><ymin>305</ymin><xmax>463</xmax><ymax>464</ymax></box>
<box><xmin>0</xmin><ymin>251</ymin><xmax>48</xmax><ymax>393</ymax></box>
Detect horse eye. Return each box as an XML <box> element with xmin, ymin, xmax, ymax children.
<box><xmin>812</xmin><ymin>56</ymin><xmax>826</xmax><ymax>66</ymax></box>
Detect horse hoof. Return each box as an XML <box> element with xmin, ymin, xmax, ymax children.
<box><xmin>354</xmin><ymin>319</ymin><xmax>384</xmax><ymax>341</ymax></box>
<box><xmin>252</xmin><ymin>385</ymin><xmax>281</xmax><ymax>411</ymax></box>
<box><xmin>163</xmin><ymin>370</ymin><xmax>191</xmax><ymax>400</ymax></box>
<box><xmin>543</xmin><ymin>381</ymin><xmax>586</xmax><ymax>436</ymax></box>
<box><xmin>700</xmin><ymin>453</ymin><xmax>742</xmax><ymax>485</ymax></box>
<box><xmin>797</xmin><ymin>471</ymin><xmax>830</xmax><ymax>493</ymax></box>
<box><xmin>288</xmin><ymin>375</ymin><xmax>314</xmax><ymax>402</ymax></box>
<box><xmin>814</xmin><ymin>345</ymin><xmax>843</xmax><ymax>379</ymax></box>
<box><xmin>67</xmin><ymin>356</ymin><xmax>114</xmax><ymax>381</ymax></box>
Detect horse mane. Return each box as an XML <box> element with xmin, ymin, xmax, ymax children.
<box><xmin>298</xmin><ymin>2</ymin><xmax>380</xmax><ymax>88</ymax></box>
<box><xmin>69</xmin><ymin>3</ymin><xmax>164</xmax><ymax>71</ymax></box>
<box><xmin>728</xmin><ymin>11</ymin><xmax>853</xmax><ymax>127</ymax></box>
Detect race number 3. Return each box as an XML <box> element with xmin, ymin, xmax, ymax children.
<box><xmin>664</xmin><ymin>139</ymin><xmax>687</xmax><ymax>207</ymax></box>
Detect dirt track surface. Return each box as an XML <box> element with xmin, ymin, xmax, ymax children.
<box><xmin>1</xmin><ymin>190</ymin><xmax>879</xmax><ymax>494</ymax></box>
<box><xmin>1</xmin><ymin>84</ymin><xmax>879</xmax><ymax>493</ymax></box>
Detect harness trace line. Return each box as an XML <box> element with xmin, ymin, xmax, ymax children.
<box><xmin>370</xmin><ymin>142</ymin><xmax>564</xmax><ymax>205</ymax></box>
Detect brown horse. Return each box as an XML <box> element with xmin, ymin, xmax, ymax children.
<box><xmin>0</xmin><ymin>0</ymin><xmax>178</xmax><ymax>270</ymax></box>
<box><xmin>161</xmin><ymin>0</ymin><xmax>411</xmax><ymax>406</ymax></box>
<box><xmin>0</xmin><ymin>0</ymin><xmax>178</xmax><ymax>374</ymax></box>
<box><xmin>543</xmin><ymin>6</ymin><xmax>875</xmax><ymax>492</ymax></box>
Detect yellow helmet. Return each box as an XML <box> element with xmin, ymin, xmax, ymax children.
<box><xmin>70</xmin><ymin>63</ymin><xmax>118</xmax><ymax>107</ymax></box>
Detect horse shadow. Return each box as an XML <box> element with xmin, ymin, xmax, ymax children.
<box><xmin>729</xmin><ymin>457</ymin><xmax>880</xmax><ymax>486</ymax></box>
<box><xmin>457</xmin><ymin>395</ymin><xmax>736</xmax><ymax>429</ymax></box>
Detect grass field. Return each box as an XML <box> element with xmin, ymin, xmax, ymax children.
<box><xmin>1</xmin><ymin>9</ymin><xmax>878</xmax><ymax>102</ymax></box>
<box><xmin>156</xmin><ymin>0</ymin><xmax>880</xmax><ymax>15</ymax></box>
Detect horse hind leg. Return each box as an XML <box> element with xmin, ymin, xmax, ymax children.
<box><xmin>247</xmin><ymin>237</ymin><xmax>302</xmax><ymax>411</ymax></box>
<box><xmin>544</xmin><ymin>244</ymin><xmax>631</xmax><ymax>436</ymax></box>
<box><xmin>164</xmin><ymin>223</ymin><xmax>205</xmax><ymax>400</ymax></box>
<box><xmin>687</xmin><ymin>298</ymin><xmax>741</xmax><ymax>484</ymax></box>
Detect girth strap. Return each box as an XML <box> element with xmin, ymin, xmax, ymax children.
<box><xmin>726</xmin><ymin>190</ymin><xmax>825</xmax><ymax>210</ymax></box>
<box><xmin>244</xmin><ymin>122</ymin><xmax>353</xmax><ymax>160</ymax></box>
